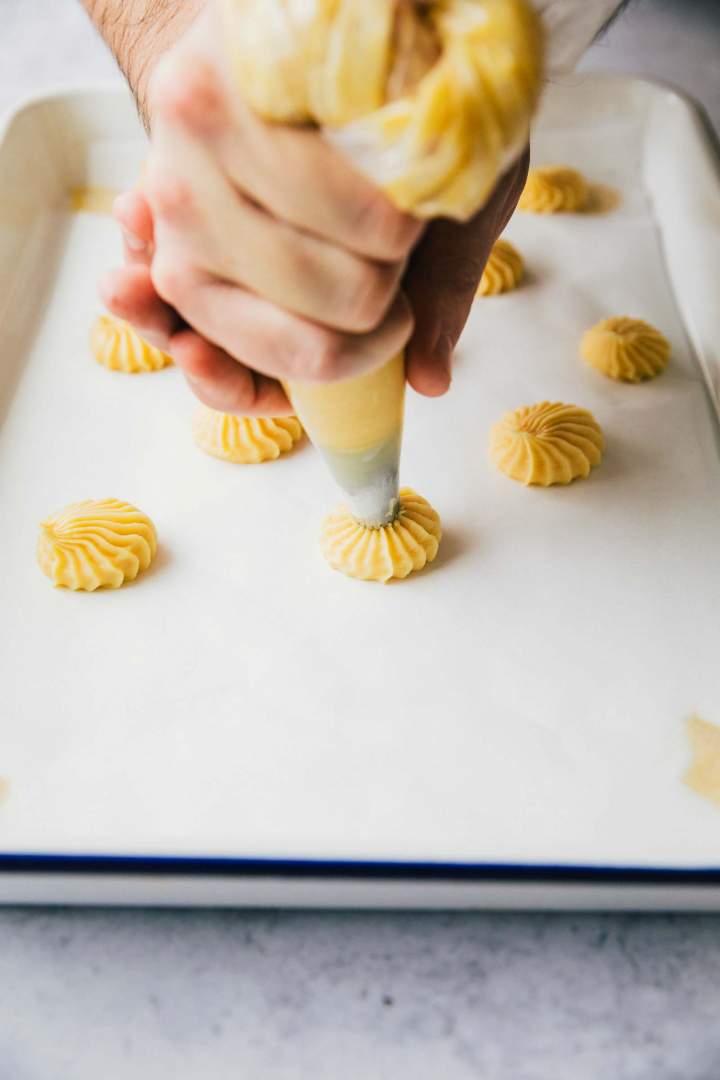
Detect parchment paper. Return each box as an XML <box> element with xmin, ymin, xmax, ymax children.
<box><xmin>1</xmin><ymin>78</ymin><xmax>719</xmax><ymax>869</ymax></box>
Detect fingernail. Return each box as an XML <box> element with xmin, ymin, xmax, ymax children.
<box><xmin>123</xmin><ymin>229</ymin><xmax>147</xmax><ymax>253</ymax></box>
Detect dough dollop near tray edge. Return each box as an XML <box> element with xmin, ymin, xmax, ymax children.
<box><xmin>37</xmin><ymin>499</ymin><xmax>158</xmax><ymax>591</ymax></box>
<box><xmin>518</xmin><ymin>164</ymin><xmax>590</xmax><ymax>213</ymax></box>
<box><xmin>581</xmin><ymin>316</ymin><xmax>671</xmax><ymax>383</ymax></box>
<box><xmin>91</xmin><ymin>315</ymin><xmax>173</xmax><ymax>374</ymax></box>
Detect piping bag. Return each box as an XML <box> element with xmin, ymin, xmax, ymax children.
<box><xmin>220</xmin><ymin>0</ymin><xmax>544</xmax><ymax>526</ymax></box>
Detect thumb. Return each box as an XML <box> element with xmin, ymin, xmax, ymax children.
<box><xmin>402</xmin><ymin>146</ymin><xmax>530</xmax><ymax>397</ymax></box>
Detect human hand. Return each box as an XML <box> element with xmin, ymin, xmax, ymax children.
<box><xmin>105</xmin><ymin>144</ymin><xmax>528</xmax><ymax>413</ymax></box>
<box><xmin>101</xmin><ymin>4</ymin><xmax>529</xmax><ymax>414</ymax></box>
<box><xmin>102</xmin><ymin>4</ymin><xmax>422</xmax><ymax>414</ymax></box>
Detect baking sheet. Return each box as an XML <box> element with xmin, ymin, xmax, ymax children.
<box><xmin>1</xmin><ymin>77</ymin><xmax>720</xmax><ymax>874</ymax></box>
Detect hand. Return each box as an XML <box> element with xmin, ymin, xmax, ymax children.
<box><xmin>102</xmin><ymin>5</ymin><xmax>420</xmax><ymax>414</ymax></box>
<box><xmin>402</xmin><ymin>146</ymin><xmax>530</xmax><ymax>396</ymax></box>
<box><xmin>105</xmin><ymin>144</ymin><xmax>529</xmax><ymax>412</ymax></box>
<box><xmin>101</xmin><ymin>4</ymin><xmax>529</xmax><ymax>414</ymax></box>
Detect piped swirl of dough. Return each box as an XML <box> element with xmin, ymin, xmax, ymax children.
<box><xmin>321</xmin><ymin>488</ymin><xmax>441</xmax><ymax>582</ymax></box>
<box><xmin>518</xmin><ymin>166</ymin><xmax>589</xmax><ymax>213</ymax></box>
<box><xmin>38</xmin><ymin>499</ymin><xmax>157</xmax><ymax>590</ymax></box>
<box><xmin>581</xmin><ymin>317</ymin><xmax>670</xmax><ymax>383</ymax></box>
<box><xmin>490</xmin><ymin>402</ymin><xmax>604</xmax><ymax>486</ymax></box>
<box><xmin>477</xmin><ymin>239</ymin><xmax>524</xmax><ymax>297</ymax></box>
<box><xmin>192</xmin><ymin>407</ymin><xmax>303</xmax><ymax>463</ymax></box>
<box><xmin>91</xmin><ymin>315</ymin><xmax>173</xmax><ymax>374</ymax></box>
<box><xmin>222</xmin><ymin>0</ymin><xmax>544</xmax><ymax>221</ymax></box>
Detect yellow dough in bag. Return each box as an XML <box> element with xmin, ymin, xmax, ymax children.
<box><xmin>221</xmin><ymin>0</ymin><xmax>544</xmax><ymax>221</ymax></box>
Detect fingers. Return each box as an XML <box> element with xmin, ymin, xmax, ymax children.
<box><xmin>100</xmin><ymin>265</ymin><xmax>291</xmax><ymax>416</ymax></box>
<box><xmin>112</xmin><ymin>191</ymin><xmax>155</xmax><ymax>265</ymax></box>
<box><xmin>147</xmin><ymin>40</ymin><xmax>415</xmax><ymax>356</ymax></box>
<box><xmin>230</xmin><ymin>121</ymin><xmax>424</xmax><ymax>260</ymax></box>
<box><xmin>149</xmin><ymin>259</ymin><xmax>414</xmax><ymax>384</ymax></box>
<box><xmin>169</xmin><ymin>331</ymin><xmax>292</xmax><ymax>416</ymax></box>
<box><xmin>100</xmin><ymin>264</ymin><xmax>178</xmax><ymax>350</ymax></box>
<box><xmin>102</xmin><ymin>218</ymin><xmax>413</xmax><ymax>400</ymax></box>
<box><xmin>403</xmin><ymin>218</ymin><xmax>484</xmax><ymax>397</ymax></box>
<box><xmin>100</xmin><ymin>7</ymin><xmax>421</xmax><ymax>418</ymax></box>
<box><xmin>150</xmin><ymin>44</ymin><xmax>423</xmax><ymax>262</ymax></box>
<box><xmin>403</xmin><ymin>147</ymin><xmax>531</xmax><ymax>397</ymax></box>
<box><xmin>146</xmin><ymin>45</ymin><xmax>416</xmax><ymax>332</ymax></box>
<box><xmin>144</xmin><ymin>145</ymin><xmax>405</xmax><ymax>334</ymax></box>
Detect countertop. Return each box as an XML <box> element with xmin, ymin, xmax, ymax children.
<box><xmin>1</xmin><ymin>1</ymin><xmax>720</xmax><ymax>1077</ymax></box>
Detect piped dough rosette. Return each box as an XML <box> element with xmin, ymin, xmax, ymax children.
<box><xmin>477</xmin><ymin>238</ymin><xmax>524</xmax><ymax>296</ymax></box>
<box><xmin>38</xmin><ymin>499</ymin><xmax>158</xmax><ymax>590</ymax></box>
<box><xmin>581</xmin><ymin>317</ymin><xmax>671</xmax><ymax>383</ymax></box>
<box><xmin>321</xmin><ymin>488</ymin><xmax>441</xmax><ymax>582</ymax></box>
<box><xmin>193</xmin><ymin>407</ymin><xmax>303</xmax><ymax>463</ymax></box>
<box><xmin>518</xmin><ymin>165</ymin><xmax>589</xmax><ymax>213</ymax></box>
<box><xmin>90</xmin><ymin>315</ymin><xmax>173</xmax><ymax>374</ymax></box>
<box><xmin>490</xmin><ymin>402</ymin><xmax>604</xmax><ymax>486</ymax></box>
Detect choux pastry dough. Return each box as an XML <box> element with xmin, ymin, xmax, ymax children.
<box><xmin>477</xmin><ymin>239</ymin><xmax>524</xmax><ymax>297</ymax></box>
<box><xmin>491</xmin><ymin>402</ymin><xmax>604</xmax><ymax>486</ymax></box>
<box><xmin>192</xmin><ymin>407</ymin><xmax>303</xmax><ymax>464</ymax></box>
<box><xmin>221</xmin><ymin>0</ymin><xmax>544</xmax><ymax>220</ymax></box>
<box><xmin>518</xmin><ymin>166</ymin><xmax>589</xmax><ymax>213</ymax></box>
<box><xmin>91</xmin><ymin>315</ymin><xmax>173</xmax><ymax>374</ymax></box>
<box><xmin>38</xmin><ymin>499</ymin><xmax>157</xmax><ymax>590</ymax></box>
<box><xmin>581</xmin><ymin>317</ymin><xmax>670</xmax><ymax>383</ymax></box>
<box><xmin>321</xmin><ymin>488</ymin><xmax>441</xmax><ymax>582</ymax></box>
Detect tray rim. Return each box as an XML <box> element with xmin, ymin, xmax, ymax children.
<box><xmin>2</xmin><ymin>73</ymin><xmax>719</xmax><ymax>895</ymax></box>
<box><xmin>4</xmin><ymin>851</ymin><xmax>720</xmax><ymax>886</ymax></box>
<box><xmin>0</xmin><ymin>80</ymin><xmax>133</xmax><ymax>135</ymax></box>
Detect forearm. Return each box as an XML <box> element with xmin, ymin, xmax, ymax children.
<box><xmin>80</xmin><ymin>0</ymin><xmax>205</xmax><ymax>125</ymax></box>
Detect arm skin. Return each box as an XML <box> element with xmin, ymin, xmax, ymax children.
<box><xmin>80</xmin><ymin>0</ymin><xmax>204</xmax><ymax>126</ymax></box>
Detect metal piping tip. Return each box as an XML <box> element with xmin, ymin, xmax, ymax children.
<box><xmin>348</xmin><ymin>476</ymin><xmax>400</xmax><ymax>528</ymax></box>
<box><xmin>317</xmin><ymin>432</ymin><xmax>402</xmax><ymax>529</ymax></box>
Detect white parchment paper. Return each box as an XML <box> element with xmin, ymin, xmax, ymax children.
<box><xmin>1</xmin><ymin>79</ymin><xmax>719</xmax><ymax>869</ymax></box>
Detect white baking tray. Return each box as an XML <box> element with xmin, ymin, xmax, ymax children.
<box><xmin>1</xmin><ymin>76</ymin><xmax>720</xmax><ymax>909</ymax></box>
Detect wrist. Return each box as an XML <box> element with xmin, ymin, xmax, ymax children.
<box><xmin>81</xmin><ymin>0</ymin><xmax>206</xmax><ymax>126</ymax></box>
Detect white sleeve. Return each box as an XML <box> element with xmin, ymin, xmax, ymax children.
<box><xmin>532</xmin><ymin>0</ymin><xmax>624</xmax><ymax>73</ymax></box>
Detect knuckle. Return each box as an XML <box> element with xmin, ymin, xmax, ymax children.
<box><xmin>296</xmin><ymin>327</ymin><xmax>345</xmax><ymax>382</ymax></box>
<box><xmin>145</xmin><ymin>168</ymin><xmax>195</xmax><ymax>221</ymax></box>
<box><xmin>343</xmin><ymin>263</ymin><xmax>396</xmax><ymax>332</ymax></box>
<box><xmin>150</xmin><ymin>52</ymin><xmax>209</xmax><ymax>117</ymax></box>
<box><xmin>170</xmin><ymin>67</ymin><xmax>225</xmax><ymax>134</ymax></box>
<box><xmin>354</xmin><ymin>192</ymin><xmax>420</xmax><ymax>258</ymax></box>
<box><xmin>180</xmin><ymin>345</ymin><xmax>217</xmax><ymax>384</ymax></box>
<box><xmin>150</xmin><ymin>258</ymin><xmax>189</xmax><ymax>307</ymax></box>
